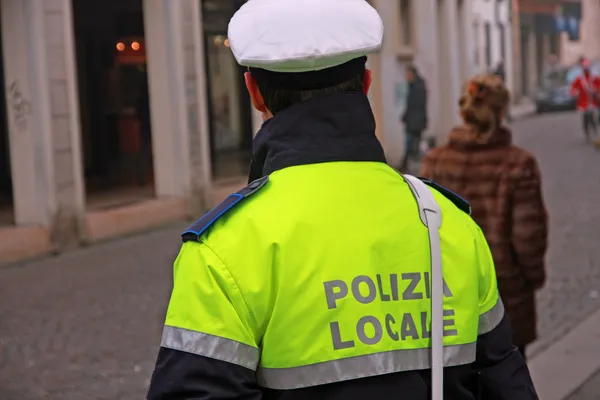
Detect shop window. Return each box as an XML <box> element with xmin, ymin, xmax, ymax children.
<box><xmin>202</xmin><ymin>1</ymin><xmax>253</xmax><ymax>180</ymax></box>
<box><xmin>206</xmin><ymin>35</ymin><xmax>244</xmax><ymax>154</ymax></box>
<box><xmin>72</xmin><ymin>0</ymin><xmax>155</xmax><ymax>209</ymax></box>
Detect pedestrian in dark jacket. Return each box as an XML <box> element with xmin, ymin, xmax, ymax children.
<box><xmin>400</xmin><ymin>65</ymin><xmax>427</xmax><ymax>170</ymax></box>
<box><xmin>420</xmin><ymin>74</ymin><xmax>549</xmax><ymax>358</ymax></box>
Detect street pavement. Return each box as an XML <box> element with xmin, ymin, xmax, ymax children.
<box><xmin>568</xmin><ymin>370</ymin><xmax>600</xmax><ymax>400</ymax></box>
<box><xmin>512</xmin><ymin>111</ymin><xmax>600</xmax><ymax>359</ymax></box>
<box><xmin>0</xmin><ymin>111</ymin><xmax>599</xmax><ymax>399</ymax></box>
<box><xmin>0</xmin><ymin>226</ymin><xmax>181</xmax><ymax>399</ymax></box>
<box><xmin>512</xmin><ymin>111</ymin><xmax>600</xmax><ymax>400</ymax></box>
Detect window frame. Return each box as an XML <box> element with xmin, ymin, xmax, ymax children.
<box><xmin>473</xmin><ymin>19</ymin><xmax>480</xmax><ymax>68</ymax></box>
<box><xmin>395</xmin><ymin>0</ymin><xmax>415</xmax><ymax>58</ymax></box>
<box><xmin>484</xmin><ymin>21</ymin><xmax>492</xmax><ymax>68</ymax></box>
<box><xmin>498</xmin><ymin>22</ymin><xmax>506</xmax><ymax>62</ymax></box>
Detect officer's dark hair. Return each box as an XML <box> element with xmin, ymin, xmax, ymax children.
<box><xmin>255</xmin><ymin>73</ymin><xmax>365</xmax><ymax>115</ymax></box>
<box><xmin>249</xmin><ymin>57</ymin><xmax>368</xmax><ymax>115</ymax></box>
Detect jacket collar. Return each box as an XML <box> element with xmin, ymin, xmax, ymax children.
<box><xmin>248</xmin><ymin>92</ymin><xmax>386</xmax><ymax>182</ymax></box>
<box><xmin>447</xmin><ymin>125</ymin><xmax>512</xmax><ymax>151</ymax></box>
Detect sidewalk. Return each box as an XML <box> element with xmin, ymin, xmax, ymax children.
<box><xmin>567</xmin><ymin>370</ymin><xmax>600</xmax><ymax>400</ymax></box>
<box><xmin>510</xmin><ymin>97</ymin><xmax>536</xmax><ymax>120</ymax></box>
<box><xmin>529</xmin><ymin>307</ymin><xmax>600</xmax><ymax>400</ymax></box>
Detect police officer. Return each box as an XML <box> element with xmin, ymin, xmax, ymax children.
<box><xmin>147</xmin><ymin>0</ymin><xmax>538</xmax><ymax>399</ymax></box>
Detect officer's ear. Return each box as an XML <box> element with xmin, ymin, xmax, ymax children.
<box><xmin>363</xmin><ymin>69</ymin><xmax>373</xmax><ymax>95</ymax></box>
<box><xmin>244</xmin><ymin>72</ymin><xmax>268</xmax><ymax>113</ymax></box>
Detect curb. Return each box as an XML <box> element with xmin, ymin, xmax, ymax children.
<box><xmin>510</xmin><ymin>104</ymin><xmax>536</xmax><ymax>120</ymax></box>
<box><xmin>529</xmin><ymin>307</ymin><xmax>600</xmax><ymax>400</ymax></box>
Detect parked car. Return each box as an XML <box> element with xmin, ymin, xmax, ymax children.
<box><xmin>537</xmin><ymin>60</ymin><xmax>600</xmax><ymax>114</ymax></box>
<box><xmin>535</xmin><ymin>67</ymin><xmax>576</xmax><ymax>113</ymax></box>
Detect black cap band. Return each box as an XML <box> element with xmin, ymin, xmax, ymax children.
<box><xmin>249</xmin><ymin>56</ymin><xmax>367</xmax><ymax>90</ymax></box>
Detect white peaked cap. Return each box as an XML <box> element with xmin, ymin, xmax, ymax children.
<box><xmin>227</xmin><ymin>0</ymin><xmax>384</xmax><ymax>73</ymax></box>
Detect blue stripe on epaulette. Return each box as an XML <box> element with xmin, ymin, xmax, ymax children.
<box><xmin>181</xmin><ymin>175</ymin><xmax>270</xmax><ymax>243</ymax></box>
<box><xmin>418</xmin><ymin>177</ymin><xmax>472</xmax><ymax>215</ymax></box>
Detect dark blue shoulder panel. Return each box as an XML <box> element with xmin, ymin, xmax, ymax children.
<box><xmin>418</xmin><ymin>177</ymin><xmax>472</xmax><ymax>215</ymax></box>
<box><xmin>181</xmin><ymin>176</ymin><xmax>269</xmax><ymax>243</ymax></box>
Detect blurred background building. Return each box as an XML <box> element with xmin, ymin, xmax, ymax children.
<box><xmin>471</xmin><ymin>0</ymin><xmax>513</xmax><ymax>84</ymax></box>
<box><xmin>510</xmin><ymin>0</ymin><xmax>583</xmax><ymax>99</ymax></box>
<box><xmin>0</xmin><ymin>0</ymin><xmax>596</xmax><ymax>265</ymax></box>
<box><xmin>369</xmin><ymin>0</ymin><xmax>472</xmax><ymax>164</ymax></box>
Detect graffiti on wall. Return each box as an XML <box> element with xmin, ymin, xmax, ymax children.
<box><xmin>7</xmin><ymin>80</ymin><xmax>32</xmax><ymax>132</ymax></box>
<box><xmin>395</xmin><ymin>81</ymin><xmax>408</xmax><ymax>107</ymax></box>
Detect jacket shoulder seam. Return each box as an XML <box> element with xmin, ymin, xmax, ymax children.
<box><xmin>181</xmin><ymin>176</ymin><xmax>270</xmax><ymax>242</ymax></box>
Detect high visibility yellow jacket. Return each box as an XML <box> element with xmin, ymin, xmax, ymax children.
<box><xmin>147</xmin><ymin>92</ymin><xmax>537</xmax><ymax>400</ymax></box>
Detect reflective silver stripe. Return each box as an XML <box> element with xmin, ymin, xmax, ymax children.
<box><xmin>257</xmin><ymin>343</ymin><xmax>476</xmax><ymax>390</ymax></box>
<box><xmin>161</xmin><ymin>325</ymin><xmax>260</xmax><ymax>370</ymax></box>
<box><xmin>478</xmin><ymin>298</ymin><xmax>505</xmax><ymax>335</ymax></box>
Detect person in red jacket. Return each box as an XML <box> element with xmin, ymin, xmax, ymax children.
<box><xmin>570</xmin><ymin>58</ymin><xmax>600</xmax><ymax>142</ymax></box>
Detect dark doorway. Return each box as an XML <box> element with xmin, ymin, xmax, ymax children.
<box><xmin>72</xmin><ymin>0</ymin><xmax>154</xmax><ymax>209</ymax></box>
<box><xmin>0</xmin><ymin>13</ymin><xmax>13</xmax><ymax>225</ymax></box>
<box><xmin>202</xmin><ymin>0</ymin><xmax>254</xmax><ymax>180</ymax></box>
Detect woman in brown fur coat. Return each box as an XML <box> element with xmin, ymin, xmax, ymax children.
<box><xmin>420</xmin><ymin>75</ymin><xmax>548</xmax><ymax>359</ymax></box>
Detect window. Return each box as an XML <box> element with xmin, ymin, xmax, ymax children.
<box><xmin>473</xmin><ymin>20</ymin><xmax>480</xmax><ymax>67</ymax></box>
<box><xmin>202</xmin><ymin>1</ymin><xmax>253</xmax><ymax>179</ymax></box>
<box><xmin>549</xmin><ymin>33</ymin><xmax>559</xmax><ymax>55</ymax></box>
<box><xmin>484</xmin><ymin>22</ymin><xmax>492</xmax><ymax>68</ymax></box>
<box><xmin>397</xmin><ymin>0</ymin><xmax>414</xmax><ymax>51</ymax></box>
<box><xmin>498</xmin><ymin>23</ymin><xmax>506</xmax><ymax>62</ymax></box>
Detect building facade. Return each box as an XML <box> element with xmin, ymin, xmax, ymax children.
<box><xmin>371</xmin><ymin>0</ymin><xmax>474</xmax><ymax>164</ymax></box>
<box><xmin>0</xmin><ymin>0</ymin><xmax>473</xmax><ymax>265</ymax></box>
<box><xmin>510</xmin><ymin>0</ymin><xmax>565</xmax><ymax>99</ymax></box>
<box><xmin>470</xmin><ymin>0</ymin><xmax>515</xmax><ymax>95</ymax></box>
<box><xmin>580</xmin><ymin>0</ymin><xmax>599</xmax><ymax>60</ymax></box>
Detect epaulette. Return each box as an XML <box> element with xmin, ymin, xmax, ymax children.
<box><xmin>181</xmin><ymin>176</ymin><xmax>270</xmax><ymax>243</ymax></box>
<box><xmin>418</xmin><ymin>178</ymin><xmax>472</xmax><ymax>216</ymax></box>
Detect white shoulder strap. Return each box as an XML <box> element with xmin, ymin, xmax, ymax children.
<box><xmin>403</xmin><ymin>174</ymin><xmax>444</xmax><ymax>400</ymax></box>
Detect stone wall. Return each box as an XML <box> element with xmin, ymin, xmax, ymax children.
<box><xmin>43</xmin><ymin>0</ymin><xmax>83</xmax><ymax>250</ymax></box>
<box><xmin>182</xmin><ymin>0</ymin><xmax>210</xmax><ymax>217</ymax></box>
